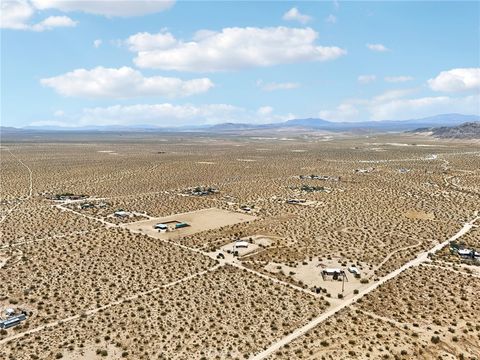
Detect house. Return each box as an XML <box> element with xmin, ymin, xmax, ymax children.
<box><xmin>234</xmin><ymin>241</ymin><xmax>249</xmax><ymax>249</ymax></box>
<box><xmin>458</xmin><ymin>248</ymin><xmax>479</xmax><ymax>259</ymax></box>
<box><xmin>321</xmin><ymin>268</ymin><xmax>347</xmax><ymax>281</ymax></box>
<box><xmin>0</xmin><ymin>314</ymin><xmax>26</xmax><ymax>329</ymax></box>
<box><xmin>114</xmin><ymin>210</ymin><xmax>130</xmax><ymax>218</ymax></box>
<box><xmin>154</xmin><ymin>223</ymin><xmax>168</xmax><ymax>231</ymax></box>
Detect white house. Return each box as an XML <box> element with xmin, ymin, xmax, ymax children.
<box><xmin>235</xmin><ymin>241</ymin><xmax>249</xmax><ymax>249</ymax></box>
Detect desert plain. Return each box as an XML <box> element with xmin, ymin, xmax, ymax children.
<box><xmin>0</xmin><ymin>131</ymin><xmax>479</xmax><ymax>359</ymax></box>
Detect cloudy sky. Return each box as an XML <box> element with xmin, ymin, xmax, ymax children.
<box><xmin>1</xmin><ymin>0</ymin><xmax>479</xmax><ymax>128</ymax></box>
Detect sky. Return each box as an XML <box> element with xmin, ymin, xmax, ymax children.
<box><xmin>1</xmin><ymin>0</ymin><xmax>479</xmax><ymax>128</ymax></box>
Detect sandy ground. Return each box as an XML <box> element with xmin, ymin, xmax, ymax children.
<box><xmin>121</xmin><ymin>207</ymin><xmax>256</xmax><ymax>240</ymax></box>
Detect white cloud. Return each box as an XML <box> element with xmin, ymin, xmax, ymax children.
<box><xmin>372</xmin><ymin>88</ymin><xmax>416</xmax><ymax>102</ymax></box>
<box><xmin>131</xmin><ymin>27</ymin><xmax>347</xmax><ymax>72</ymax></box>
<box><xmin>369</xmin><ymin>94</ymin><xmax>480</xmax><ymax>120</ymax></box>
<box><xmin>256</xmin><ymin>80</ymin><xmax>300</xmax><ymax>91</ymax></box>
<box><xmin>257</xmin><ymin>106</ymin><xmax>274</xmax><ymax>116</ymax></box>
<box><xmin>325</xmin><ymin>14</ymin><xmax>337</xmax><ymax>24</ymax></box>
<box><xmin>31</xmin><ymin>103</ymin><xmax>295</xmax><ymax>127</ymax></box>
<box><xmin>384</xmin><ymin>76</ymin><xmax>414</xmax><ymax>83</ymax></box>
<box><xmin>1</xmin><ymin>0</ymin><xmax>34</xmax><ymax>29</ymax></box>
<box><xmin>93</xmin><ymin>39</ymin><xmax>102</xmax><ymax>48</ymax></box>
<box><xmin>319</xmin><ymin>87</ymin><xmax>479</xmax><ymax>121</ymax></box>
<box><xmin>358</xmin><ymin>74</ymin><xmax>376</xmax><ymax>84</ymax></box>
<box><xmin>428</xmin><ymin>68</ymin><xmax>480</xmax><ymax>92</ymax></box>
<box><xmin>31</xmin><ymin>15</ymin><xmax>77</xmax><ymax>31</ymax></box>
<box><xmin>40</xmin><ymin>66</ymin><xmax>214</xmax><ymax>98</ymax></box>
<box><xmin>30</xmin><ymin>0</ymin><xmax>175</xmax><ymax>17</ymax></box>
<box><xmin>1</xmin><ymin>0</ymin><xmax>77</xmax><ymax>31</ymax></box>
<box><xmin>283</xmin><ymin>7</ymin><xmax>312</xmax><ymax>24</ymax></box>
<box><xmin>366</xmin><ymin>43</ymin><xmax>389</xmax><ymax>52</ymax></box>
<box><xmin>125</xmin><ymin>31</ymin><xmax>176</xmax><ymax>51</ymax></box>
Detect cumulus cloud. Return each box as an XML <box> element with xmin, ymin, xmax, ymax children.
<box><xmin>366</xmin><ymin>43</ymin><xmax>389</xmax><ymax>52</ymax></box>
<box><xmin>1</xmin><ymin>0</ymin><xmax>174</xmax><ymax>31</ymax></box>
<box><xmin>93</xmin><ymin>39</ymin><xmax>102</xmax><ymax>48</ymax></box>
<box><xmin>40</xmin><ymin>66</ymin><xmax>214</xmax><ymax>98</ymax></box>
<box><xmin>282</xmin><ymin>7</ymin><xmax>312</xmax><ymax>24</ymax></box>
<box><xmin>319</xmin><ymin>87</ymin><xmax>479</xmax><ymax>121</ymax></box>
<box><xmin>428</xmin><ymin>68</ymin><xmax>480</xmax><ymax>92</ymax></box>
<box><xmin>369</xmin><ymin>94</ymin><xmax>480</xmax><ymax>120</ymax></box>
<box><xmin>31</xmin><ymin>103</ymin><xmax>295</xmax><ymax>127</ymax></box>
<box><xmin>384</xmin><ymin>75</ymin><xmax>414</xmax><ymax>83</ymax></box>
<box><xmin>1</xmin><ymin>0</ymin><xmax>34</xmax><ymax>29</ymax></box>
<box><xmin>358</xmin><ymin>74</ymin><xmax>376</xmax><ymax>84</ymax></box>
<box><xmin>30</xmin><ymin>0</ymin><xmax>175</xmax><ymax>17</ymax></box>
<box><xmin>125</xmin><ymin>31</ymin><xmax>176</xmax><ymax>51</ymax></box>
<box><xmin>130</xmin><ymin>27</ymin><xmax>347</xmax><ymax>72</ymax></box>
<box><xmin>1</xmin><ymin>0</ymin><xmax>77</xmax><ymax>31</ymax></box>
<box><xmin>31</xmin><ymin>15</ymin><xmax>77</xmax><ymax>31</ymax></box>
<box><xmin>256</xmin><ymin>80</ymin><xmax>300</xmax><ymax>91</ymax></box>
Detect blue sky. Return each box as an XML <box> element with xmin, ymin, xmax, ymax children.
<box><xmin>1</xmin><ymin>0</ymin><xmax>479</xmax><ymax>128</ymax></box>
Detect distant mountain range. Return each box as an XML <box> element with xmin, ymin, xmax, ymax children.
<box><xmin>410</xmin><ymin>121</ymin><xmax>480</xmax><ymax>139</ymax></box>
<box><xmin>1</xmin><ymin>113</ymin><xmax>479</xmax><ymax>135</ymax></box>
<box><xmin>205</xmin><ymin>114</ymin><xmax>480</xmax><ymax>133</ymax></box>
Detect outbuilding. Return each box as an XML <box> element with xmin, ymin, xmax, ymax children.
<box><xmin>0</xmin><ymin>314</ymin><xmax>26</xmax><ymax>329</ymax></box>
<box><xmin>114</xmin><ymin>211</ymin><xmax>130</xmax><ymax>217</ymax></box>
<box><xmin>154</xmin><ymin>223</ymin><xmax>168</xmax><ymax>231</ymax></box>
<box><xmin>348</xmin><ymin>266</ymin><xmax>360</xmax><ymax>276</ymax></box>
<box><xmin>234</xmin><ymin>241</ymin><xmax>249</xmax><ymax>249</ymax></box>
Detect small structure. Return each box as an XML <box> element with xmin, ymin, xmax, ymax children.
<box><xmin>234</xmin><ymin>241</ymin><xmax>249</xmax><ymax>249</ymax></box>
<box><xmin>286</xmin><ymin>199</ymin><xmax>306</xmax><ymax>205</ymax></box>
<box><xmin>355</xmin><ymin>167</ymin><xmax>375</xmax><ymax>174</ymax></box>
<box><xmin>114</xmin><ymin>210</ymin><xmax>130</xmax><ymax>218</ymax></box>
<box><xmin>457</xmin><ymin>248</ymin><xmax>479</xmax><ymax>259</ymax></box>
<box><xmin>321</xmin><ymin>268</ymin><xmax>347</xmax><ymax>281</ymax></box>
<box><xmin>154</xmin><ymin>223</ymin><xmax>168</xmax><ymax>231</ymax></box>
<box><xmin>4</xmin><ymin>308</ymin><xmax>15</xmax><ymax>317</ymax></box>
<box><xmin>348</xmin><ymin>266</ymin><xmax>360</xmax><ymax>276</ymax></box>
<box><xmin>0</xmin><ymin>314</ymin><xmax>26</xmax><ymax>329</ymax></box>
<box><xmin>175</xmin><ymin>222</ymin><xmax>189</xmax><ymax>229</ymax></box>
<box><xmin>300</xmin><ymin>175</ymin><xmax>340</xmax><ymax>181</ymax></box>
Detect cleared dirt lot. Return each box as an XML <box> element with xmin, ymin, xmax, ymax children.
<box><xmin>121</xmin><ymin>207</ymin><xmax>257</xmax><ymax>240</ymax></box>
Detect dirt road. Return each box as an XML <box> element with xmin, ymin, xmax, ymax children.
<box><xmin>250</xmin><ymin>214</ymin><xmax>479</xmax><ymax>360</ymax></box>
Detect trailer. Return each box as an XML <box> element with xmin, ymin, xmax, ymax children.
<box><xmin>175</xmin><ymin>222</ymin><xmax>190</xmax><ymax>229</ymax></box>
<box><xmin>0</xmin><ymin>314</ymin><xmax>26</xmax><ymax>329</ymax></box>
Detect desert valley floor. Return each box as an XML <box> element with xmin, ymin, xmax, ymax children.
<box><xmin>0</xmin><ymin>132</ymin><xmax>479</xmax><ymax>360</ymax></box>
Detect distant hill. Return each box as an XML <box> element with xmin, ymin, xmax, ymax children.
<box><xmin>411</xmin><ymin>122</ymin><xmax>480</xmax><ymax>139</ymax></box>
<box><xmin>2</xmin><ymin>113</ymin><xmax>479</xmax><ymax>135</ymax></box>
